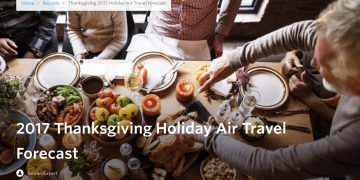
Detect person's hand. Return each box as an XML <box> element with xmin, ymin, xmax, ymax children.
<box><xmin>198</xmin><ymin>55</ymin><xmax>234</xmax><ymax>93</ymax></box>
<box><xmin>281</xmin><ymin>50</ymin><xmax>304</xmax><ymax>77</ymax></box>
<box><xmin>0</xmin><ymin>38</ymin><xmax>18</xmax><ymax>57</ymax></box>
<box><xmin>23</xmin><ymin>51</ymin><xmax>35</xmax><ymax>58</ymax></box>
<box><xmin>289</xmin><ymin>71</ymin><xmax>314</xmax><ymax>104</ymax></box>
<box><xmin>211</xmin><ymin>34</ymin><xmax>225</xmax><ymax>58</ymax></box>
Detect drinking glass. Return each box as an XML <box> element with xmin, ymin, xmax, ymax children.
<box><xmin>124</xmin><ymin>72</ymin><xmax>143</xmax><ymax>104</ymax></box>
<box><xmin>238</xmin><ymin>89</ymin><xmax>261</xmax><ymax>118</ymax></box>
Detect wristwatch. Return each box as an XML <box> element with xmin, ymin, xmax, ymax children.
<box><xmin>29</xmin><ymin>47</ymin><xmax>44</xmax><ymax>58</ymax></box>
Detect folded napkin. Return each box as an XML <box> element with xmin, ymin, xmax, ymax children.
<box><xmin>80</xmin><ymin>61</ymin><xmax>132</xmax><ymax>80</ymax></box>
<box><xmin>211</xmin><ymin>79</ymin><xmax>233</xmax><ymax>97</ymax></box>
<box><xmin>125</xmin><ymin>33</ymin><xmax>211</xmax><ymax>61</ymax></box>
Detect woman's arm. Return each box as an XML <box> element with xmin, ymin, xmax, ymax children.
<box><xmin>66</xmin><ymin>12</ymin><xmax>87</xmax><ymax>58</ymax></box>
<box><xmin>95</xmin><ymin>12</ymin><xmax>128</xmax><ymax>59</ymax></box>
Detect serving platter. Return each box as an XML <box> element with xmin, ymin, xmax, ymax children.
<box><xmin>35</xmin><ymin>53</ymin><xmax>80</xmax><ymax>90</ymax></box>
<box><xmin>0</xmin><ymin>110</ymin><xmax>36</xmax><ymax>176</ymax></box>
<box><xmin>240</xmin><ymin>66</ymin><xmax>289</xmax><ymax>110</ymax></box>
<box><xmin>132</xmin><ymin>52</ymin><xmax>177</xmax><ymax>93</ymax></box>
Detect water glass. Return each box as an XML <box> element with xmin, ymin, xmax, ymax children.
<box><xmin>124</xmin><ymin>72</ymin><xmax>143</xmax><ymax>105</ymax></box>
<box><xmin>239</xmin><ymin>89</ymin><xmax>261</xmax><ymax>118</ymax></box>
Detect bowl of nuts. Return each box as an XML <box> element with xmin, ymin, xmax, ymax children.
<box><xmin>200</xmin><ymin>155</ymin><xmax>236</xmax><ymax>180</ymax></box>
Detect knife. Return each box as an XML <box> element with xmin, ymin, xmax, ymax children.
<box><xmin>272</xmin><ymin>109</ymin><xmax>309</xmax><ymax>116</ymax></box>
<box><xmin>146</xmin><ymin>61</ymin><xmax>185</xmax><ymax>93</ymax></box>
<box><xmin>267</xmin><ymin>120</ymin><xmax>311</xmax><ymax>133</ymax></box>
<box><xmin>23</xmin><ymin>59</ymin><xmax>40</xmax><ymax>90</ymax></box>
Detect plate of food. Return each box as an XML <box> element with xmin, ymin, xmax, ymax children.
<box><xmin>142</xmin><ymin>108</ymin><xmax>204</xmax><ymax>177</ymax></box>
<box><xmin>36</xmin><ymin>85</ymin><xmax>84</xmax><ymax>131</ymax></box>
<box><xmin>86</xmin><ymin>90</ymin><xmax>142</xmax><ymax>146</ymax></box>
<box><xmin>35</xmin><ymin>53</ymin><xmax>80</xmax><ymax>90</ymax></box>
<box><xmin>132</xmin><ymin>52</ymin><xmax>177</xmax><ymax>93</ymax></box>
<box><xmin>0</xmin><ymin>110</ymin><xmax>36</xmax><ymax>175</ymax></box>
<box><xmin>240</xmin><ymin>66</ymin><xmax>289</xmax><ymax>110</ymax></box>
<box><xmin>200</xmin><ymin>155</ymin><xmax>236</xmax><ymax>180</ymax></box>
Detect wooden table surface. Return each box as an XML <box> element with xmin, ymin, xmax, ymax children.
<box><xmin>3</xmin><ymin>58</ymin><xmax>313</xmax><ymax>179</ymax></box>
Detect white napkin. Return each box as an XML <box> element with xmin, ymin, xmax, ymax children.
<box><xmin>125</xmin><ymin>33</ymin><xmax>211</xmax><ymax>61</ymax></box>
<box><xmin>80</xmin><ymin>61</ymin><xmax>132</xmax><ymax>79</ymax></box>
<box><xmin>211</xmin><ymin>79</ymin><xmax>233</xmax><ymax>97</ymax></box>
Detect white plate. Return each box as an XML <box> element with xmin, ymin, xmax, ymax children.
<box><xmin>132</xmin><ymin>52</ymin><xmax>177</xmax><ymax>92</ymax></box>
<box><xmin>35</xmin><ymin>53</ymin><xmax>80</xmax><ymax>90</ymax></box>
<box><xmin>0</xmin><ymin>56</ymin><xmax>6</xmax><ymax>74</ymax></box>
<box><xmin>240</xmin><ymin>67</ymin><xmax>289</xmax><ymax>110</ymax></box>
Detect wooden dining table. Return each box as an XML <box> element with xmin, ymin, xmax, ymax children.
<box><xmin>3</xmin><ymin>58</ymin><xmax>313</xmax><ymax>179</ymax></box>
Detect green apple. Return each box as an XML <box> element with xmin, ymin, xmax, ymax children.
<box><xmin>95</xmin><ymin>108</ymin><xmax>109</xmax><ymax>121</ymax></box>
<box><xmin>125</xmin><ymin>103</ymin><xmax>139</xmax><ymax>118</ymax></box>
<box><xmin>107</xmin><ymin>114</ymin><xmax>120</xmax><ymax>126</ymax></box>
<box><xmin>116</xmin><ymin>95</ymin><xmax>130</xmax><ymax>107</ymax></box>
<box><xmin>92</xmin><ymin>120</ymin><xmax>103</xmax><ymax>128</ymax></box>
<box><xmin>119</xmin><ymin>106</ymin><xmax>132</xmax><ymax>121</ymax></box>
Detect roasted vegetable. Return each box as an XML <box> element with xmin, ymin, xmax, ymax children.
<box><xmin>56</xmin><ymin>87</ymin><xmax>81</xmax><ymax>107</ymax></box>
<box><xmin>52</xmin><ymin>95</ymin><xmax>66</xmax><ymax>106</ymax></box>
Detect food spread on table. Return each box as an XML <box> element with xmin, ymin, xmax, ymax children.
<box><xmin>0</xmin><ymin>53</ymin><xmax>311</xmax><ymax>179</ymax></box>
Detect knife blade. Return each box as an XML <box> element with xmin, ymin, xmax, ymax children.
<box><xmin>146</xmin><ymin>61</ymin><xmax>185</xmax><ymax>93</ymax></box>
<box><xmin>272</xmin><ymin>109</ymin><xmax>309</xmax><ymax>116</ymax></box>
<box><xmin>267</xmin><ymin>120</ymin><xmax>311</xmax><ymax>133</ymax></box>
<box><xmin>23</xmin><ymin>59</ymin><xmax>41</xmax><ymax>90</ymax></box>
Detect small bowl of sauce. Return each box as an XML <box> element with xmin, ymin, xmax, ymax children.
<box><xmin>80</xmin><ymin>76</ymin><xmax>104</xmax><ymax>99</ymax></box>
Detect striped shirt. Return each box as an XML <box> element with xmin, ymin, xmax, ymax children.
<box><xmin>146</xmin><ymin>0</ymin><xmax>241</xmax><ymax>40</ymax></box>
<box><xmin>0</xmin><ymin>0</ymin><xmax>58</xmax><ymax>52</ymax></box>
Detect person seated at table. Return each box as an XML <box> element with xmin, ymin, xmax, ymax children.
<box><xmin>66</xmin><ymin>11</ymin><xmax>127</xmax><ymax>60</ymax></box>
<box><xmin>126</xmin><ymin>0</ymin><xmax>240</xmax><ymax>61</ymax></box>
<box><xmin>0</xmin><ymin>0</ymin><xmax>58</xmax><ymax>59</ymax></box>
<box><xmin>282</xmin><ymin>50</ymin><xmax>340</xmax><ymax>139</ymax></box>
<box><xmin>191</xmin><ymin>0</ymin><xmax>360</xmax><ymax>179</ymax></box>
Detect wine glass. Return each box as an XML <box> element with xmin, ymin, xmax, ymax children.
<box><xmin>238</xmin><ymin>88</ymin><xmax>261</xmax><ymax>118</ymax></box>
<box><xmin>124</xmin><ymin>72</ymin><xmax>143</xmax><ymax>105</ymax></box>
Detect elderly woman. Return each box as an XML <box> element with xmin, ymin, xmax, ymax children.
<box><xmin>193</xmin><ymin>0</ymin><xmax>360</xmax><ymax>179</ymax></box>
<box><xmin>66</xmin><ymin>11</ymin><xmax>127</xmax><ymax>60</ymax></box>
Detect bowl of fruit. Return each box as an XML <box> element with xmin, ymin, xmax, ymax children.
<box><xmin>87</xmin><ymin>91</ymin><xmax>142</xmax><ymax>146</ymax></box>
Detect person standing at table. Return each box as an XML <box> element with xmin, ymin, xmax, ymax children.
<box><xmin>0</xmin><ymin>0</ymin><xmax>58</xmax><ymax>59</ymax></box>
<box><xmin>146</xmin><ymin>0</ymin><xmax>240</xmax><ymax>58</ymax></box>
<box><xmin>66</xmin><ymin>11</ymin><xmax>127</xmax><ymax>60</ymax></box>
<box><xmin>126</xmin><ymin>0</ymin><xmax>240</xmax><ymax>61</ymax></box>
<box><xmin>190</xmin><ymin>0</ymin><xmax>360</xmax><ymax>179</ymax></box>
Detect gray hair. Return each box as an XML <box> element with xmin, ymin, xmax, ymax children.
<box><xmin>317</xmin><ymin>0</ymin><xmax>360</xmax><ymax>79</ymax></box>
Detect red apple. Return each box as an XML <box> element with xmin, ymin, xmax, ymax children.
<box><xmin>89</xmin><ymin>107</ymin><xmax>99</xmax><ymax>121</ymax></box>
<box><xmin>109</xmin><ymin>103</ymin><xmax>121</xmax><ymax>115</ymax></box>
<box><xmin>113</xmin><ymin>93</ymin><xmax>120</xmax><ymax>100</ymax></box>
<box><xmin>98</xmin><ymin>91</ymin><xmax>113</xmax><ymax>99</ymax></box>
<box><xmin>95</xmin><ymin>97</ymin><xmax>114</xmax><ymax>108</ymax></box>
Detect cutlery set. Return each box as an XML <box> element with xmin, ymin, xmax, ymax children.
<box><xmin>146</xmin><ymin>61</ymin><xmax>185</xmax><ymax>93</ymax></box>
